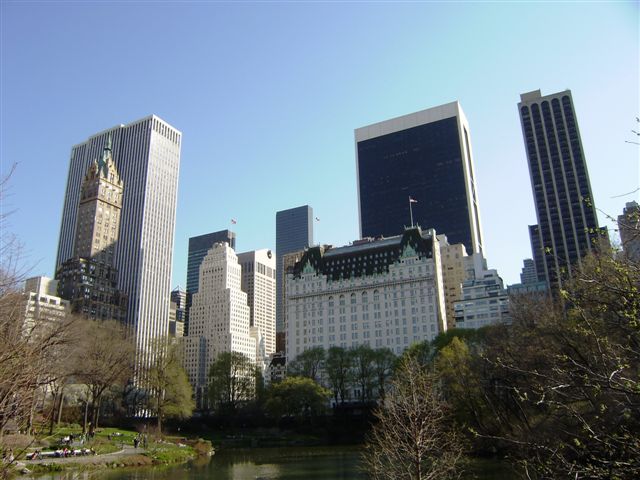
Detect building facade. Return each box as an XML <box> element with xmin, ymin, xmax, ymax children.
<box><xmin>285</xmin><ymin>227</ymin><xmax>447</xmax><ymax>361</ymax></box>
<box><xmin>519</xmin><ymin>89</ymin><xmax>602</xmax><ymax>289</ymax></box>
<box><xmin>519</xmin><ymin>258</ymin><xmax>538</xmax><ymax>285</ymax></box>
<box><xmin>237</xmin><ymin>249</ymin><xmax>276</xmax><ymax>364</ymax></box>
<box><xmin>55</xmin><ymin>115</ymin><xmax>181</xmax><ymax>369</ymax></box>
<box><xmin>183</xmin><ymin>242</ymin><xmax>255</xmax><ymax>408</ymax></box>
<box><xmin>185</xmin><ymin>230</ymin><xmax>236</xmax><ymax>336</ymax></box>
<box><xmin>438</xmin><ymin>235</ymin><xmax>468</xmax><ymax>329</ymax></box>
<box><xmin>355</xmin><ymin>102</ymin><xmax>484</xmax><ymax>256</ymax></box>
<box><xmin>170</xmin><ymin>287</ymin><xmax>187</xmax><ymax>323</ymax></box>
<box><xmin>454</xmin><ymin>269</ymin><xmax>510</xmax><ymax>329</ymax></box>
<box><xmin>278</xmin><ymin>249</ymin><xmax>307</xmax><ymax>352</ymax></box>
<box><xmin>275</xmin><ymin>206</ymin><xmax>313</xmax><ymax>343</ymax></box>
<box><xmin>56</xmin><ymin>138</ymin><xmax>127</xmax><ymax>322</ymax></box>
<box><xmin>618</xmin><ymin>201</ymin><xmax>640</xmax><ymax>262</ymax></box>
<box><xmin>22</xmin><ymin>277</ymin><xmax>70</xmax><ymax>333</ymax></box>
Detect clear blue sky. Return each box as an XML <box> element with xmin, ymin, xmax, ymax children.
<box><xmin>1</xmin><ymin>1</ymin><xmax>638</xmax><ymax>286</ymax></box>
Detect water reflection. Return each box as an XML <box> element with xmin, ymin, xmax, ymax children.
<box><xmin>37</xmin><ymin>447</ymin><xmax>366</xmax><ymax>480</ymax></box>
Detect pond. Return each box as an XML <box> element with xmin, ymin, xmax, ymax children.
<box><xmin>31</xmin><ymin>446</ymin><xmax>516</xmax><ymax>479</ymax></box>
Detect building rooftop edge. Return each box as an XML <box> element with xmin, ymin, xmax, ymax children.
<box><xmin>519</xmin><ymin>88</ymin><xmax>572</xmax><ymax>105</ymax></box>
<box><xmin>354</xmin><ymin>101</ymin><xmax>463</xmax><ymax>142</ymax></box>
<box><xmin>71</xmin><ymin>115</ymin><xmax>182</xmax><ymax>148</ymax></box>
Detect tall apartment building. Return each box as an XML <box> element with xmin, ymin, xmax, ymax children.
<box><xmin>185</xmin><ymin>230</ymin><xmax>236</xmax><ymax>336</ymax></box>
<box><xmin>237</xmin><ymin>249</ymin><xmax>276</xmax><ymax>364</ymax></box>
<box><xmin>22</xmin><ymin>277</ymin><xmax>70</xmax><ymax>332</ymax></box>
<box><xmin>520</xmin><ymin>259</ymin><xmax>538</xmax><ymax>284</ymax></box>
<box><xmin>279</xmin><ymin>249</ymin><xmax>306</xmax><ymax>352</ymax></box>
<box><xmin>170</xmin><ymin>287</ymin><xmax>187</xmax><ymax>324</ymax></box>
<box><xmin>275</xmin><ymin>206</ymin><xmax>313</xmax><ymax>346</ymax></box>
<box><xmin>285</xmin><ymin>227</ymin><xmax>447</xmax><ymax>361</ymax></box>
<box><xmin>618</xmin><ymin>201</ymin><xmax>640</xmax><ymax>262</ymax></box>
<box><xmin>183</xmin><ymin>242</ymin><xmax>255</xmax><ymax>408</ymax></box>
<box><xmin>56</xmin><ymin>115</ymin><xmax>181</xmax><ymax>368</ymax></box>
<box><xmin>355</xmin><ymin>102</ymin><xmax>484</xmax><ymax>256</ymax></box>
<box><xmin>56</xmin><ymin>138</ymin><xmax>127</xmax><ymax>322</ymax></box>
<box><xmin>169</xmin><ymin>287</ymin><xmax>186</xmax><ymax>338</ymax></box>
<box><xmin>454</xmin><ymin>269</ymin><xmax>510</xmax><ymax>329</ymax></box>
<box><xmin>519</xmin><ymin>89</ymin><xmax>602</xmax><ymax>288</ymax></box>
<box><xmin>438</xmin><ymin>235</ymin><xmax>468</xmax><ymax>329</ymax></box>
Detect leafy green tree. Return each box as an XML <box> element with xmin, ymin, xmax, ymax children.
<box><xmin>350</xmin><ymin>344</ymin><xmax>376</xmax><ymax>403</ymax></box>
<box><xmin>431</xmin><ymin>327</ymin><xmax>489</xmax><ymax>353</ymax></box>
<box><xmin>371</xmin><ymin>348</ymin><xmax>395</xmax><ymax>401</ymax></box>
<box><xmin>435</xmin><ymin>337</ymin><xmax>486</xmax><ymax>429</ymax></box>
<box><xmin>265</xmin><ymin>376</ymin><xmax>330</xmax><ymax>421</ymax></box>
<box><xmin>399</xmin><ymin>340</ymin><xmax>433</xmax><ymax>367</ymax></box>
<box><xmin>364</xmin><ymin>358</ymin><xmax>462</xmax><ymax>480</ymax></box>
<box><xmin>208</xmin><ymin>351</ymin><xmax>255</xmax><ymax>413</ymax></box>
<box><xmin>471</xmin><ymin>253</ymin><xmax>640</xmax><ymax>479</ymax></box>
<box><xmin>288</xmin><ymin>346</ymin><xmax>325</xmax><ymax>382</ymax></box>
<box><xmin>146</xmin><ymin>337</ymin><xmax>195</xmax><ymax>433</ymax></box>
<box><xmin>325</xmin><ymin>346</ymin><xmax>352</xmax><ymax>405</ymax></box>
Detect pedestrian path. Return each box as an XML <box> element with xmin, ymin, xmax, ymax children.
<box><xmin>24</xmin><ymin>445</ymin><xmax>145</xmax><ymax>465</ymax></box>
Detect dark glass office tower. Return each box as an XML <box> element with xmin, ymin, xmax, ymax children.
<box><xmin>519</xmin><ymin>89</ymin><xmax>602</xmax><ymax>289</ymax></box>
<box><xmin>355</xmin><ymin>102</ymin><xmax>483</xmax><ymax>255</ymax></box>
<box><xmin>185</xmin><ymin>229</ymin><xmax>236</xmax><ymax>335</ymax></box>
<box><xmin>275</xmin><ymin>205</ymin><xmax>313</xmax><ymax>350</ymax></box>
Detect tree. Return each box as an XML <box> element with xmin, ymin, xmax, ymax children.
<box><xmin>0</xmin><ymin>293</ymin><xmax>79</xmax><ymax>436</ymax></box>
<box><xmin>470</xmin><ymin>253</ymin><xmax>640</xmax><ymax>479</ymax></box>
<box><xmin>208</xmin><ymin>351</ymin><xmax>256</xmax><ymax>413</ymax></box>
<box><xmin>435</xmin><ymin>337</ymin><xmax>486</xmax><ymax>430</ymax></box>
<box><xmin>350</xmin><ymin>344</ymin><xmax>376</xmax><ymax>403</ymax></box>
<box><xmin>399</xmin><ymin>340</ymin><xmax>433</xmax><ymax>367</ymax></box>
<box><xmin>364</xmin><ymin>358</ymin><xmax>462</xmax><ymax>480</ymax></box>
<box><xmin>74</xmin><ymin>319</ymin><xmax>134</xmax><ymax>433</ymax></box>
<box><xmin>325</xmin><ymin>346</ymin><xmax>353</xmax><ymax>405</ymax></box>
<box><xmin>288</xmin><ymin>346</ymin><xmax>325</xmax><ymax>382</ymax></box>
<box><xmin>371</xmin><ymin>348</ymin><xmax>395</xmax><ymax>402</ymax></box>
<box><xmin>145</xmin><ymin>337</ymin><xmax>194</xmax><ymax>434</ymax></box>
<box><xmin>265</xmin><ymin>376</ymin><xmax>330</xmax><ymax>422</ymax></box>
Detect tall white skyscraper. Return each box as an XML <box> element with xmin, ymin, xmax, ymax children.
<box><xmin>55</xmin><ymin>115</ymin><xmax>181</xmax><ymax>366</ymax></box>
<box><xmin>237</xmin><ymin>249</ymin><xmax>276</xmax><ymax>364</ymax></box>
<box><xmin>183</xmin><ymin>242</ymin><xmax>256</xmax><ymax>408</ymax></box>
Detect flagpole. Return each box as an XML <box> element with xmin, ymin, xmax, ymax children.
<box><xmin>409</xmin><ymin>197</ymin><xmax>414</xmax><ymax>228</ymax></box>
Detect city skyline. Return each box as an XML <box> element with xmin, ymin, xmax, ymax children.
<box><xmin>1</xmin><ymin>3</ymin><xmax>637</xmax><ymax>288</ymax></box>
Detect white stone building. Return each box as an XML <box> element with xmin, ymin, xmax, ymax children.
<box><xmin>285</xmin><ymin>227</ymin><xmax>447</xmax><ymax>361</ymax></box>
<box><xmin>183</xmin><ymin>242</ymin><xmax>256</xmax><ymax>408</ymax></box>
<box><xmin>237</xmin><ymin>249</ymin><xmax>276</xmax><ymax>367</ymax></box>
<box><xmin>454</xmin><ymin>269</ymin><xmax>510</xmax><ymax>329</ymax></box>
<box><xmin>22</xmin><ymin>277</ymin><xmax>70</xmax><ymax>333</ymax></box>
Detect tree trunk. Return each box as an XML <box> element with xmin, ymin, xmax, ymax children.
<box><xmin>57</xmin><ymin>386</ymin><xmax>65</xmax><ymax>426</ymax></box>
<box><xmin>49</xmin><ymin>390</ymin><xmax>58</xmax><ymax>435</ymax></box>
<box><xmin>82</xmin><ymin>399</ymin><xmax>89</xmax><ymax>434</ymax></box>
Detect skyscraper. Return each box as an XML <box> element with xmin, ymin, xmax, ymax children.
<box><xmin>275</xmin><ymin>205</ymin><xmax>313</xmax><ymax>348</ymax></box>
<box><xmin>185</xmin><ymin>230</ymin><xmax>236</xmax><ymax>335</ymax></box>
<box><xmin>170</xmin><ymin>287</ymin><xmax>186</xmax><ymax>337</ymax></box>
<box><xmin>355</xmin><ymin>102</ymin><xmax>484</xmax><ymax>256</ymax></box>
<box><xmin>56</xmin><ymin>115</ymin><xmax>181</xmax><ymax>366</ymax></box>
<box><xmin>56</xmin><ymin>137</ymin><xmax>127</xmax><ymax>322</ymax></box>
<box><xmin>237</xmin><ymin>249</ymin><xmax>276</xmax><ymax>364</ymax></box>
<box><xmin>618</xmin><ymin>201</ymin><xmax>640</xmax><ymax>262</ymax></box>
<box><xmin>519</xmin><ymin>89</ymin><xmax>602</xmax><ymax>288</ymax></box>
<box><xmin>183</xmin><ymin>242</ymin><xmax>255</xmax><ymax>408</ymax></box>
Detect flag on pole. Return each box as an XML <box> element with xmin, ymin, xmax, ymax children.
<box><xmin>409</xmin><ymin>196</ymin><xmax>418</xmax><ymax>203</ymax></box>
<box><xmin>231</xmin><ymin>219</ymin><xmax>237</xmax><ymax>224</ymax></box>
